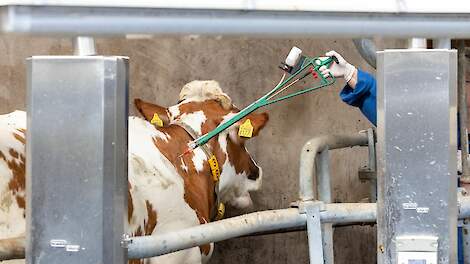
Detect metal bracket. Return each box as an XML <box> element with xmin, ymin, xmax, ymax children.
<box><xmin>120</xmin><ymin>234</ymin><xmax>133</xmax><ymax>248</ymax></box>
<box><xmin>358</xmin><ymin>128</ymin><xmax>377</xmax><ymax>202</ymax></box>
<box><xmin>299</xmin><ymin>201</ymin><xmax>325</xmax><ymax>264</ymax></box>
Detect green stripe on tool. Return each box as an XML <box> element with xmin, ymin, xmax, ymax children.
<box><xmin>185</xmin><ymin>54</ymin><xmax>338</xmax><ymax>153</ymax></box>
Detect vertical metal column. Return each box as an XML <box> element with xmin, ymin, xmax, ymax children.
<box><xmin>26</xmin><ymin>56</ymin><xmax>129</xmax><ymax>264</ymax></box>
<box><xmin>315</xmin><ymin>149</ymin><xmax>334</xmax><ymax>264</ymax></box>
<box><xmin>377</xmin><ymin>50</ymin><xmax>458</xmax><ymax>264</ymax></box>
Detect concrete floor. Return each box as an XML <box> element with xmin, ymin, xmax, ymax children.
<box><xmin>0</xmin><ymin>35</ymin><xmax>408</xmax><ymax>263</ymax></box>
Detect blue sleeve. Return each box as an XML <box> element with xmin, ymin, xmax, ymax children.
<box><xmin>340</xmin><ymin>69</ymin><xmax>377</xmax><ymax>126</ymax></box>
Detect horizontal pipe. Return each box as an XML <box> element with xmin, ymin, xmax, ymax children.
<box><xmin>3</xmin><ymin>198</ymin><xmax>470</xmax><ymax>260</ymax></box>
<box><xmin>5</xmin><ymin>6</ymin><xmax>470</xmax><ymax>37</ymax></box>
<box><xmin>352</xmin><ymin>39</ymin><xmax>377</xmax><ymax>69</ymax></box>
<box><xmin>128</xmin><ymin>203</ymin><xmax>376</xmax><ymax>259</ymax></box>
<box><xmin>299</xmin><ymin>132</ymin><xmax>368</xmax><ymax>201</ymax></box>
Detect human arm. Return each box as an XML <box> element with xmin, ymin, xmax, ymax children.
<box><xmin>320</xmin><ymin>50</ymin><xmax>377</xmax><ymax>126</ymax></box>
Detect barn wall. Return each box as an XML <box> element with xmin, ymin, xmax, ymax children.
<box><xmin>0</xmin><ymin>36</ymin><xmax>404</xmax><ymax>264</ymax></box>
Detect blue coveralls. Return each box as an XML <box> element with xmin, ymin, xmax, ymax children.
<box><xmin>340</xmin><ymin>69</ymin><xmax>464</xmax><ymax>263</ymax></box>
<box><xmin>340</xmin><ymin>69</ymin><xmax>377</xmax><ymax>125</ymax></box>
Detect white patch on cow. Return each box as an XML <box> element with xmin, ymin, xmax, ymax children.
<box><xmin>178</xmin><ymin>111</ymin><xmax>206</xmax><ymax>135</ymax></box>
<box><xmin>180</xmin><ymin>157</ymin><xmax>188</xmax><ymax>172</ymax></box>
<box><xmin>179</xmin><ymin>80</ymin><xmax>232</xmax><ymax>109</ymax></box>
<box><xmin>192</xmin><ymin>148</ymin><xmax>207</xmax><ymax>172</ymax></box>
<box><xmin>168</xmin><ymin>105</ymin><xmax>180</xmax><ymax>119</ymax></box>
<box><xmin>245</xmin><ymin>147</ymin><xmax>262</xmax><ymax>192</ymax></box>
<box><xmin>0</xmin><ymin>111</ymin><xmax>26</xmax><ymax>243</ymax></box>
<box><xmin>218</xmin><ymin>160</ymin><xmax>253</xmax><ymax>209</ymax></box>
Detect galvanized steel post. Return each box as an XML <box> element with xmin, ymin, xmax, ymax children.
<box><xmin>26</xmin><ymin>55</ymin><xmax>129</xmax><ymax>263</ymax></box>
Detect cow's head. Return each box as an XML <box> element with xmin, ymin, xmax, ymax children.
<box><xmin>135</xmin><ymin>80</ymin><xmax>268</xmax><ymax>209</ymax></box>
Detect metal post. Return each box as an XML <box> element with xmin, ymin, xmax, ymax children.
<box><xmin>72</xmin><ymin>36</ymin><xmax>96</xmax><ymax>56</ymax></box>
<box><xmin>26</xmin><ymin>56</ymin><xmax>129</xmax><ymax>263</ymax></box>
<box><xmin>303</xmin><ymin>202</ymin><xmax>325</xmax><ymax>264</ymax></box>
<box><xmin>433</xmin><ymin>38</ymin><xmax>451</xmax><ymax>49</ymax></box>
<box><xmin>315</xmin><ymin>149</ymin><xmax>334</xmax><ymax>264</ymax></box>
<box><xmin>377</xmin><ymin>50</ymin><xmax>458</xmax><ymax>264</ymax></box>
<box><xmin>408</xmin><ymin>38</ymin><xmax>427</xmax><ymax>49</ymax></box>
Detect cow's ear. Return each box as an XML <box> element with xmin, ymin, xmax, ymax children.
<box><xmin>134</xmin><ymin>98</ymin><xmax>171</xmax><ymax>126</ymax></box>
<box><xmin>234</xmin><ymin>112</ymin><xmax>269</xmax><ymax>139</ymax></box>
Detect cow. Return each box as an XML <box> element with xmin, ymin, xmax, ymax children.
<box><xmin>0</xmin><ymin>80</ymin><xmax>269</xmax><ymax>264</ymax></box>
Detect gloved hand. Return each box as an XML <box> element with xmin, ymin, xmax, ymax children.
<box><xmin>319</xmin><ymin>50</ymin><xmax>356</xmax><ymax>82</ymax></box>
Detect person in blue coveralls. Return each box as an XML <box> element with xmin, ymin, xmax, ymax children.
<box><xmin>321</xmin><ymin>50</ymin><xmax>466</xmax><ymax>263</ymax></box>
<box><xmin>319</xmin><ymin>50</ymin><xmax>377</xmax><ymax>125</ymax></box>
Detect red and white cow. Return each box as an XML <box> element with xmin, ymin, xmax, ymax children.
<box><xmin>0</xmin><ymin>80</ymin><xmax>268</xmax><ymax>264</ymax></box>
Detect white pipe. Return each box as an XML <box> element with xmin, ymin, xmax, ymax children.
<box><xmin>299</xmin><ymin>132</ymin><xmax>368</xmax><ymax>201</ymax></box>
<box><xmin>353</xmin><ymin>39</ymin><xmax>377</xmax><ymax>69</ymax></box>
<box><xmin>7</xmin><ymin>6</ymin><xmax>470</xmax><ymax>37</ymax></box>
<box><xmin>127</xmin><ymin>204</ymin><xmax>376</xmax><ymax>259</ymax></box>
<box><xmin>3</xmin><ymin>198</ymin><xmax>470</xmax><ymax>261</ymax></box>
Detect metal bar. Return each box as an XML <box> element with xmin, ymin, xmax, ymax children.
<box><xmin>299</xmin><ymin>132</ymin><xmax>368</xmax><ymax>201</ymax></box>
<box><xmin>304</xmin><ymin>202</ymin><xmax>324</xmax><ymax>264</ymax></box>
<box><xmin>5</xmin><ymin>5</ymin><xmax>470</xmax><ymax>37</ymax></box>
<box><xmin>353</xmin><ymin>39</ymin><xmax>377</xmax><ymax>69</ymax></box>
<box><xmin>5</xmin><ymin>198</ymin><xmax>470</xmax><ymax>261</ymax></box>
<box><xmin>127</xmin><ymin>204</ymin><xmax>376</xmax><ymax>259</ymax></box>
<box><xmin>459</xmin><ymin>40</ymin><xmax>470</xmax><ymax>183</ymax></box>
<box><xmin>2</xmin><ymin>0</ymin><xmax>470</xmax><ymax>13</ymax></box>
<box><xmin>315</xmin><ymin>149</ymin><xmax>334</xmax><ymax>264</ymax></box>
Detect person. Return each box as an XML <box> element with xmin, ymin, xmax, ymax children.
<box><xmin>320</xmin><ymin>51</ymin><xmax>377</xmax><ymax>126</ymax></box>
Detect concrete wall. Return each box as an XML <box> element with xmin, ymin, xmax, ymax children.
<box><xmin>0</xmin><ymin>36</ymin><xmax>403</xmax><ymax>263</ymax></box>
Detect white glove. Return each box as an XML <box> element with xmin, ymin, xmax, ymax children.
<box><xmin>319</xmin><ymin>50</ymin><xmax>356</xmax><ymax>82</ymax></box>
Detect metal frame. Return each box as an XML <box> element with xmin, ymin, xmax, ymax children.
<box><xmin>3</xmin><ymin>5</ymin><xmax>470</xmax><ymax>37</ymax></box>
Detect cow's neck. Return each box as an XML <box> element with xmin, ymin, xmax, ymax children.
<box><xmin>153</xmin><ymin>124</ymin><xmax>223</xmax><ymax>224</ymax></box>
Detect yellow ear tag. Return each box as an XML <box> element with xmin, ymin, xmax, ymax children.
<box><xmin>238</xmin><ymin>119</ymin><xmax>254</xmax><ymax>138</ymax></box>
<box><xmin>215</xmin><ymin>203</ymin><xmax>225</xmax><ymax>220</ymax></box>
<box><xmin>208</xmin><ymin>155</ymin><xmax>220</xmax><ymax>182</ymax></box>
<box><xmin>150</xmin><ymin>113</ymin><xmax>164</xmax><ymax>127</ymax></box>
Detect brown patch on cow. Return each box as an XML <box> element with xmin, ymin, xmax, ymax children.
<box><xmin>152</xmin><ymin>128</ymin><xmax>216</xmax><ymax>225</ymax></box>
<box><xmin>16</xmin><ymin>196</ymin><xmax>25</xmax><ymax>209</ymax></box>
<box><xmin>1</xmin><ymin>147</ymin><xmax>26</xmax><ymax>216</ymax></box>
<box><xmin>6</xmin><ymin>149</ymin><xmax>26</xmax><ymax>194</ymax></box>
<box><xmin>144</xmin><ymin>201</ymin><xmax>157</xmax><ymax>235</ymax></box>
<box><xmin>128</xmin><ymin>259</ymin><xmax>144</xmax><ymax>264</ymax></box>
<box><xmin>9</xmin><ymin>148</ymin><xmax>18</xmax><ymax>159</ymax></box>
<box><xmin>13</xmin><ymin>132</ymin><xmax>25</xmax><ymax>144</ymax></box>
<box><xmin>200</xmin><ymin>244</ymin><xmax>211</xmax><ymax>256</ymax></box>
